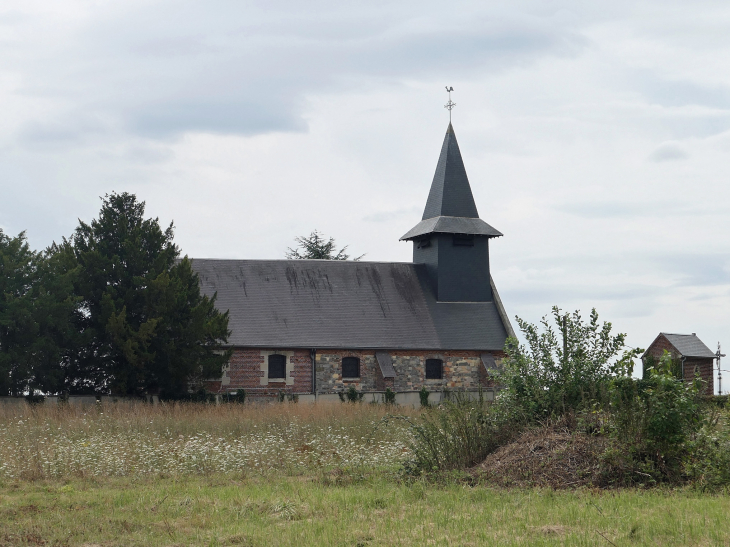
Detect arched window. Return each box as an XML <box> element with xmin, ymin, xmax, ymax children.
<box><xmin>342</xmin><ymin>357</ymin><xmax>360</xmax><ymax>378</ymax></box>
<box><xmin>268</xmin><ymin>354</ymin><xmax>286</xmax><ymax>379</ymax></box>
<box><xmin>425</xmin><ymin>358</ymin><xmax>443</xmax><ymax>380</ymax></box>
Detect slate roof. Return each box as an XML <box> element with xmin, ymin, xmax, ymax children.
<box><xmin>660</xmin><ymin>333</ymin><xmax>716</xmax><ymax>359</ymax></box>
<box><xmin>422</xmin><ymin>123</ymin><xmax>479</xmax><ymax>220</ymax></box>
<box><xmin>400</xmin><ymin>216</ymin><xmax>502</xmax><ymax>241</ymax></box>
<box><xmin>403</xmin><ymin>122</ymin><xmax>501</xmax><ymax>239</ymax></box>
<box><xmin>191</xmin><ymin>258</ymin><xmax>510</xmax><ymax>351</ymax></box>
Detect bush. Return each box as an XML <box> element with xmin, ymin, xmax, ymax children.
<box><xmin>338</xmin><ymin>385</ymin><xmax>363</xmax><ymax>403</ymax></box>
<box><xmin>405</xmin><ymin>394</ymin><xmax>513</xmax><ymax>475</ymax></box>
<box><xmin>222</xmin><ymin>390</ymin><xmax>246</xmax><ymax>404</ymax></box>
<box><xmin>384</xmin><ymin>388</ymin><xmax>396</xmax><ymax>405</ymax></box>
<box><xmin>500</xmin><ymin>307</ymin><xmax>641</xmax><ymax>421</ymax></box>
<box><xmin>606</xmin><ymin>351</ymin><xmax>704</xmax><ymax>483</ymax></box>
<box><xmin>419</xmin><ymin>387</ymin><xmax>430</xmax><ymax>408</ymax></box>
<box><xmin>684</xmin><ymin>412</ymin><xmax>730</xmax><ymax>491</ymax></box>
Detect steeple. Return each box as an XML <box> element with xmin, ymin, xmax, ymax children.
<box><xmin>422</xmin><ymin>123</ymin><xmax>479</xmax><ymax>220</ymax></box>
<box><xmin>401</xmin><ymin>123</ymin><xmax>502</xmax><ymax>303</ymax></box>
<box><xmin>401</xmin><ymin>123</ymin><xmax>502</xmax><ymax>242</ymax></box>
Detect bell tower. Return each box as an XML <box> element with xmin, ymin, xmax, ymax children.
<box><xmin>400</xmin><ymin>123</ymin><xmax>502</xmax><ymax>302</ymax></box>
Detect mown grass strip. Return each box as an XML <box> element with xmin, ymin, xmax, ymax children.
<box><xmin>1</xmin><ymin>475</ymin><xmax>730</xmax><ymax>546</ymax></box>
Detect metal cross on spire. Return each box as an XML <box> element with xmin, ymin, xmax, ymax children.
<box><xmin>444</xmin><ymin>86</ymin><xmax>456</xmax><ymax>122</ymax></box>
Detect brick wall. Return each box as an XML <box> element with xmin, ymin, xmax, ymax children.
<box><xmin>644</xmin><ymin>335</ymin><xmax>714</xmax><ymax>395</ymax></box>
<box><xmin>222</xmin><ymin>348</ymin><xmax>312</xmax><ymax>397</ymax></box>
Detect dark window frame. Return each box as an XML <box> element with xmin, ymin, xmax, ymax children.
<box><xmin>425</xmin><ymin>358</ymin><xmax>443</xmax><ymax>380</ymax></box>
<box><xmin>268</xmin><ymin>354</ymin><xmax>287</xmax><ymax>380</ymax></box>
<box><xmin>342</xmin><ymin>356</ymin><xmax>360</xmax><ymax>379</ymax></box>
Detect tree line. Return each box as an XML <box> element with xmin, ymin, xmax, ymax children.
<box><xmin>0</xmin><ymin>193</ymin><xmax>230</xmax><ymax>398</ymax></box>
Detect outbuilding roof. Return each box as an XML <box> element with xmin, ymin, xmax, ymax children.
<box><xmin>660</xmin><ymin>333</ymin><xmax>716</xmax><ymax>359</ymax></box>
<box><xmin>191</xmin><ymin>258</ymin><xmax>510</xmax><ymax>351</ymax></box>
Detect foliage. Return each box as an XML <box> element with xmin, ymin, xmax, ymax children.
<box><xmin>606</xmin><ymin>350</ymin><xmax>705</xmax><ymax>483</ymax></box>
<box><xmin>0</xmin><ymin>231</ymin><xmax>79</xmax><ymax>395</ymax></box>
<box><xmin>419</xmin><ymin>386</ymin><xmax>430</xmax><ymax>408</ymax></box>
<box><xmin>339</xmin><ymin>385</ymin><xmax>364</xmax><ymax>403</ymax></box>
<box><xmin>405</xmin><ymin>394</ymin><xmax>512</xmax><ymax>474</ymax></box>
<box><xmin>384</xmin><ymin>387</ymin><xmax>396</xmax><ymax>405</ymax></box>
<box><xmin>286</xmin><ymin>230</ymin><xmax>363</xmax><ymax>260</ymax></box>
<box><xmin>642</xmin><ymin>352</ymin><xmax>682</xmax><ymax>380</ymax></box>
<box><xmin>67</xmin><ymin>192</ymin><xmax>230</xmax><ymax>396</ymax></box>
<box><xmin>500</xmin><ymin>306</ymin><xmax>642</xmax><ymax>420</ymax></box>
<box><xmin>277</xmin><ymin>390</ymin><xmax>299</xmax><ymax>403</ymax></box>
<box><xmin>684</xmin><ymin>408</ymin><xmax>730</xmax><ymax>491</ymax></box>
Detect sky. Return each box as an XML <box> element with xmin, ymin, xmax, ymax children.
<box><xmin>1</xmin><ymin>0</ymin><xmax>729</xmax><ymax>382</ymax></box>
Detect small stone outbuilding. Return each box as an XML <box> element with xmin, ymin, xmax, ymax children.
<box><xmin>642</xmin><ymin>333</ymin><xmax>715</xmax><ymax>394</ymax></box>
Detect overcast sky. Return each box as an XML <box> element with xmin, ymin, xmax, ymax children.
<box><xmin>2</xmin><ymin>0</ymin><xmax>729</xmax><ymax>379</ymax></box>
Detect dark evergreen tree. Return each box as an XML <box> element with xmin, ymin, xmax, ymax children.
<box><xmin>69</xmin><ymin>192</ymin><xmax>230</xmax><ymax>396</ymax></box>
<box><xmin>286</xmin><ymin>230</ymin><xmax>363</xmax><ymax>260</ymax></box>
<box><xmin>0</xmin><ymin>231</ymin><xmax>77</xmax><ymax>395</ymax></box>
<box><xmin>0</xmin><ymin>230</ymin><xmax>37</xmax><ymax>395</ymax></box>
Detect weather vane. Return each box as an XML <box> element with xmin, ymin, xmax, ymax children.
<box><xmin>444</xmin><ymin>86</ymin><xmax>456</xmax><ymax>122</ymax></box>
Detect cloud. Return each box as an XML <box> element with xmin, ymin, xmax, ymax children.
<box><xmin>648</xmin><ymin>142</ymin><xmax>690</xmax><ymax>161</ymax></box>
<box><xmin>7</xmin><ymin>1</ymin><xmax>589</xmax><ymax>144</ymax></box>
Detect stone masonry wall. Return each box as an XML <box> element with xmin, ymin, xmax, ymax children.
<box><xmin>315</xmin><ymin>349</ymin><xmax>505</xmax><ymax>394</ymax></box>
<box><xmin>218</xmin><ymin>348</ymin><xmax>506</xmax><ymax>396</ymax></box>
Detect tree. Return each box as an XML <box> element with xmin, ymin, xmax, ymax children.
<box><xmin>68</xmin><ymin>192</ymin><xmax>230</xmax><ymax>396</ymax></box>
<box><xmin>0</xmin><ymin>230</ymin><xmax>37</xmax><ymax>395</ymax></box>
<box><xmin>0</xmin><ymin>231</ymin><xmax>77</xmax><ymax>395</ymax></box>
<box><xmin>500</xmin><ymin>306</ymin><xmax>642</xmax><ymax>419</ymax></box>
<box><xmin>286</xmin><ymin>230</ymin><xmax>363</xmax><ymax>260</ymax></box>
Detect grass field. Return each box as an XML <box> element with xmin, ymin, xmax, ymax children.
<box><xmin>1</xmin><ymin>402</ymin><xmax>730</xmax><ymax>546</ymax></box>
<box><xmin>3</xmin><ymin>476</ymin><xmax>730</xmax><ymax>546</ymax></box>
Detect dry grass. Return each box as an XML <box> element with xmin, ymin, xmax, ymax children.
<box><xmin>473</xmin><ymin>422</ymin><xmax>609</xmax><ymax>489</ymax></box>
<box><xmin>0</xmin><ymin>401</ymin><xmax>417</xmax><ymax>480</ymax></box>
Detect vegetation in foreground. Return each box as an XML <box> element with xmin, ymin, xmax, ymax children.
<box><xmin>0</xmin><ymin>402</ymin><xmax>413</xmax><ymax>481</ymax></box>
<box><xmin>407</xmin><ymin>307</ymin><xmax>730</xmax><ymax>490</ymax></box>
<box><xmin>2</xmin><ymin>475</ymin><xmax>730</xmax><ymax>546</ymax></box>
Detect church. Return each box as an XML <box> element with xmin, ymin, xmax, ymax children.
<box><xmin>191</xmin><ymin>123</ymin><xmax>514</xmax><ymax>402</ymax></box>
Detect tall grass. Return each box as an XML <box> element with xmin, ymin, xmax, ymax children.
<box><xmin>406</xmin><ymin>394</ymin><xmax>515</xmax><ymax>474</ymax></box>
<box><xmin>0</xmin><ymin>402</ymin><xmax>416</xmax><ymax>480</ymax></box>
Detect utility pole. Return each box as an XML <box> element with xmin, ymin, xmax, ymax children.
<box><xmin>717</xmin><ymin>343</ymin><xmax>726</xmax><ymax>396</ymax></box>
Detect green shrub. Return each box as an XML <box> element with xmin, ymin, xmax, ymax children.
<box><xmin>405</xmin><ymin>395</ymin><xmax>512</xmax><ymax>475</ymax></box>
<box><xmin>419</xmin><ymin>387</ymin><xmax>430</xmax><ymax>408</ymax></box>
<box><xmin>384</xmin><ymin>388</ymin><xmax>396</xmax><ymax>405</ymax></box>
<box><xmin>338</xmin><ymin>385</ymin><xmax>364</xmax><ymax>403</ymax></box>
<box><xmin>500</xmin><ymin>307</ymin><xmax>641</xmax><ymax>421</ymax></box>
<box><xmin>223</xmin><ymin>390</ymin><xmax>246</xmax><ymax>404</ymax></box>
<box><xmin>607</xmin><ymin>350</ymin><xmax>704</xmax><ymax>483</ymax></box>
<box><xmin>684</xmin><ymin>412</ymin><xmax>730</xmax><ymax>491</ymax></box>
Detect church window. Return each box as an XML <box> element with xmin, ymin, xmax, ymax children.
<box><xmin>342</xmin><ymin>357</ymin><xmax>360</xmax><ymax>378</ymax></box>
<box><xmin>452</xmin><ymin>234</ymin><xmax>474</xmax><ymax>246</ymax></box>
<box><xmin>425</xmin><ymin>358</ymin><xmax>443</xmax><ymax>379</ymax></box>
<box><xmin>268</xmin><ymin>354</ymin><xmax>286</xmax><ymax>379</ymax></box>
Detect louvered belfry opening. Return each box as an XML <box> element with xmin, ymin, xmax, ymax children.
<box><xmin>268</xmin><ymin>354</ymin><xmax>286</xmax><ymax>379</ymax></box>
<box><xmin>425</xmin><ymin>358</ymin><xmax>443</xmax><ymax>380</ymax></box>
<box><xmin>342</xmin><ymin>357</ymin><xmax>360</xmax><ymax>378</ymax></box>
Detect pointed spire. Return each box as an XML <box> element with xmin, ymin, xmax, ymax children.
<box><xmin>422</xmin><ymin>123</ymin><xmax>479</xmax><ymax>220</ymax></box>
